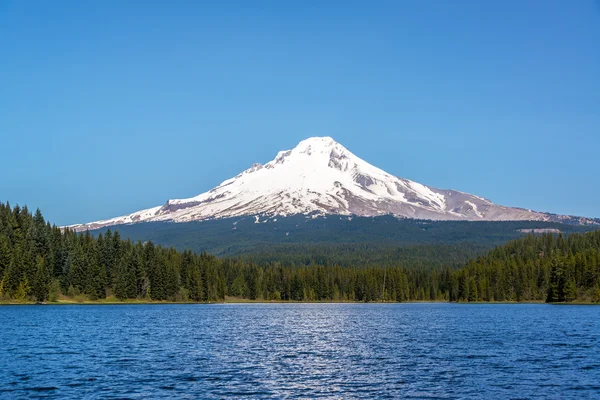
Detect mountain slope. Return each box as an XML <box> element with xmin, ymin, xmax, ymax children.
<box><xmin>70</xmin><ymin>137</ymin><xmax>598</xmax><ymax>231</ymax></box>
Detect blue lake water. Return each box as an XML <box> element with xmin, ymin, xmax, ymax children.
<box><xmin>1</xmin><ymin>303</ymin><xmax>599</xmax><ymax>399</ymax></box>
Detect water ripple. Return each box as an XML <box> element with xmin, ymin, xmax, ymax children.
<box><xmin>0</xmin><ymin>303</ymin><xmax>599</xmax><ymax>399</ymax></box>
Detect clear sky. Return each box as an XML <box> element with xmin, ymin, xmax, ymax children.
<box><xmin>1</xmin><ymin>0</ymin><xmax>599</xmax><ymax>226</ymax></box>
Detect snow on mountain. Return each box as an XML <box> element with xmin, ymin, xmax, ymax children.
<box><xmin>68</xmin><ymin>137</ymin><xmax>597</xmax><ymax>231</ymax></box>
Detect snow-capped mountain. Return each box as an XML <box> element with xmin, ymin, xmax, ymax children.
<box><xmin>69</xmin><ymin>137</ymin><xmax>597</xmax><ymax>231</ymax></box>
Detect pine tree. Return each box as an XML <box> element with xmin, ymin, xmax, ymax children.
<box><xmin>65</xmin><ymin>243</ymin><xmax>86</xmax><ymax>293</ymax></box>
<box><xmin>48</xmin><ymin>279</ymin><xmax>61</xmax><ymax>302</ymax></box>
<box><xmin>31</xmin><ymin>256</ymin><xmax>50</xmax><ymax>301</ymax></box>
<box><xmin>230</xmin><ymin>273</ymin><xmax>247</xmax><ymax>298</ymax></box>
<box><xmin>86</xmin><ymin>261</ymin><xmax>107</xmax><ymax>300</ymax></box>
<box><xmin>0</xmin><ymin>236</ymin><xmax>10</xmax><ymax>278</ymax></box>
<box><xmin>547</xmin><ymin>258</ymin><xmax>566</xmax><ymax>302</ymax></box>
<box><xmin>114</xmin><ymin>249</ymin><xmax>137</xmax><ymax>300</ymax></box>
<box><xmin>467</xmin><ymin>276</ymin><xmax>478</xmax><ymax>302</ymax></box>
<box><xmin>31</xmin><ymin>208</ymin><xmax>50</xmax><ymax>259</ymax></box>
<box><xmin>14</xmin><ymin>275</ymin><xmax>30</xmax><ymax>300</ymax></box>
<box><xmin>563</xmin><ymin>278</ymin><xmax>577</xmax><ymax>302</ymax></box>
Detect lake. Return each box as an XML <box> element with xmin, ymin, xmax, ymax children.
<box><xmin>1</xmin><ymin>303</ymin><xmax>599</xmax><ymax>399</ymax></box>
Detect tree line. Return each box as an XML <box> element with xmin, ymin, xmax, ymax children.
<box><xmin>1</xmin><ymin>203</ymin><xmax>599</xmax><ymax>303</ymax></box>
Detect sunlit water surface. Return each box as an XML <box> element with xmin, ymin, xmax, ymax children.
<box><xmin>1</xmin><ymin>303</ymin><xmax>599</xmax><ymax>399</ymax></box>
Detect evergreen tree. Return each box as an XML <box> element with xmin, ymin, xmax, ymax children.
<box><xmin>31</xmin><ymin>256</ymin><xmax>50</xmax><ymax>301</ymax></box>
<box><xmin>0</xmin><ymin>236</ymin><xmax>10</xmax><ymax>278</ymax></box>
<box><xmin>564</xmin><ymin>278</ymin><xmax>577</xmax><ymax>302</ymax></box>
<box><xmin>547</xmin><ymin>259</ymin><xmax>565</xmax><ymax>302</ymax></box>
<box><xmin>14</xmin><ymin>275</ymin><xmax>30</xmax><ymax>300</ymax></box>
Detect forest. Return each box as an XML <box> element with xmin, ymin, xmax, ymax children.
<box><xmin>1</xmin><ymin>202</ymin><xmax>599</xmax><ymax>303</ymax></box>
<box><xmin>91</xmin><ymin>215</ymin><xmax>594</xmax><ymax>267</ymax></box>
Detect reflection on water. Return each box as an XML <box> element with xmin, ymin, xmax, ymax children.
<box><xmin>1</xmin><ymin>303</ymin><xmax>599</xmax><ymax>399</ymax></box>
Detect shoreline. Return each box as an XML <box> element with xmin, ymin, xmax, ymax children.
<box><xmin>0</xmin><ymin>298</ymin><xmax>597</xmax><ymax>306</ymax></box>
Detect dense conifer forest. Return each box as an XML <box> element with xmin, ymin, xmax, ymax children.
<box><xmin>93</xmin><ymin>216</ymin><xmax>593</xmax><ymax>267</ymax></box>
<box><xmin>1</xmin><ymin>203</ymin><xmax>599</xmax><ymax>303</ymax></box>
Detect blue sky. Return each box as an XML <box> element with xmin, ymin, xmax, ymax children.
<box><xmin>1</xmin><ymin>0</ymin><xmax>599</xmax><ymax>226</ymax></box>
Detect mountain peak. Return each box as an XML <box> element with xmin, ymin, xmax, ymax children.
<box><xmin>264</xmin><ymin>137</ymin><xmax>354</xmax><ymax>173</ymax></box>
<box><xmin>295</xmin><ymin>136</ymin><xmax>336</xmax><ymax>148</ymax></box>
<box><xmin>68</xmin><ymin>137</ymin><xmax>599</xmax><ymax>231</ymax></box>
<box><xmin>292</xmin><ymin>136</ymin><xmax>346</xmax><ymax>156</ymax></box>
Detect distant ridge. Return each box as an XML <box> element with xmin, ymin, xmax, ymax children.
<box><xmin>69</xmin><ymin>137</ymin><xmax>599</xmax><ymax>231</ymax></box>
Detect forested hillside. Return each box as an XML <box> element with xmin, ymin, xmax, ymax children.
<box><xmin>89</xmin><ymin>215</ymin><xmax>592</xmax><ymax>268</ymax></box>
<box><xmin>1</xmin><ymin>203</ymin><xmax>599</xmax><ymax>303</ymax></box>
<box><xmin>454</xmin><ymin>232</ymin><xmax>600</xmax><ymax>302</ymax></box>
